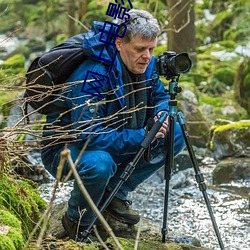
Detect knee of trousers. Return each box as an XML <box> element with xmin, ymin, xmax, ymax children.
<box><xmin>174</xmin><ymin>123</ymin><xmax>186</xmax><ymax>155</ymax></box>
<box><xmin>77</xmin><ymin>150</ymin><xmax>117</xmax><ymax>182</ymax></box>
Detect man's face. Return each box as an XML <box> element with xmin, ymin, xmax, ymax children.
<box><xmin>115</xmin><ymin>35</ymin><xmax>157</xmax><ymax>74</ymax></box>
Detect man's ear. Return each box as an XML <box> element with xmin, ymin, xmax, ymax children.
<box><xmin>115</xmin><ymin>38</ymin><xmax>122</xmax><ymax>51</ymax></box>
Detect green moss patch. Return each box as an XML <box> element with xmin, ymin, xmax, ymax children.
<box><xmin>0</xmin><ymin>209</ymin><xmax>24</xmax><ymax>250</ymax></box>
<box><xmin>0</xmin><ymin>175</ymin><xmax>47</xmax><ymax>239</ymax></box>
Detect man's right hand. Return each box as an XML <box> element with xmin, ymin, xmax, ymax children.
<box><xmin>154</xmin><ymin>112</ymin><xmax>169</xmax><ymax>139</ymax></box>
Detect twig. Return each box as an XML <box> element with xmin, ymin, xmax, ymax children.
<box><xmin>61</xmin><ymin>148</ymin><xmax>124</xmax><ymax>250</ymax></box>
<box><xmin>93</xmin><ymin>225</ymin><xmax>110</xmax><ymax>250</ymax></box>
<box><xmin>134</xmin><ymin>218</ymin><xmax>142</xmax><ymax>250</ymax></box>
<box><xmin>68</xmin><ymin>14</ymin><xmax>90</xmax><ymax>31</ymax></box>
<box><xmin>22</xmin><ymin>154</ymin><xmax>65</xmax><ymax>249</ymax></box>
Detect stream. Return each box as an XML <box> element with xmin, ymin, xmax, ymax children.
<box><xmin>1</xmin><ymin>33</ymin><xmax>249</xmax><ymax>250</ymax></box>
<box><xmin>38</xmin><ymin>155</ymin><xmax>250</xmax><ymax>250</ymax></box>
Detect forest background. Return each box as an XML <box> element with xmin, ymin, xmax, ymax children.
<box><xmin>0</xmin><ymin>0</ymin><xmax>250</xmax><ymax>249</ymax></box>
<box><xmin>0</xmin><ymin>0</ymin><xmax>250</xmax><ymax>125</ymax></box>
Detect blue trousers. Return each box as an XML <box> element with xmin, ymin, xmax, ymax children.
<box><xmin>41</xmin><ymin>123</ymin><xmax>185</xmax><ymax>226</ymax></box>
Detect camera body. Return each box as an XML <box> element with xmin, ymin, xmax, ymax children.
<box><xmin>156</xmin><ymin>51</ymin><xmax>192</xmax><ymax>79</ymax></box>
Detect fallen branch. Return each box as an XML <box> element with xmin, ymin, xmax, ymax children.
<box><xmin>62</xmin><ymin>148</ymin><xmax>124</xmax><ymax>250</ymax></box>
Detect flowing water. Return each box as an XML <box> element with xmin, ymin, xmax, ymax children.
<box><xmin>39</xmin><ymin>156</ymin><xmax>250</xmax><ymax>250</ymax></box>
<box><xmin>2</xmin><ymin>33</ymin><xmax>249</xmax><ymax>249</ymax></box>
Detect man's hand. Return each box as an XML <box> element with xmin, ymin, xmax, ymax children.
<box><xmin>154</xmin><ymin>111</ymin><xmax>169</xmax><ymax>139</ymax></box>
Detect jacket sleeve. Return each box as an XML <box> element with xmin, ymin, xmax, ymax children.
<box><xmin>66</xmin><ymin>59</ymin><xmax>146</xmax><ymax>156</ymax></box>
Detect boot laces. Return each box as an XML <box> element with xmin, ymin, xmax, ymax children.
<box><xmin>123</xmin><ymin>200</ymin><xmax>132</xmax><ymax>209</ymax></box>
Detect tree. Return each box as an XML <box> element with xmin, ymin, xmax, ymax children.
<box><xmin>166</xmin><ymin>0</ymin><xmax>196</xmax><ymax>62</ymax></box>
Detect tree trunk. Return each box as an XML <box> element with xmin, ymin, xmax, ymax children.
<box><xmin>167</xmin><ymin>0</ymin><xmax>196</xmax><ymax>62</ymax></box>
<box><xmin>67</xmin><ymin>0</ymin><xmax>77</xmax><ymax>36</ymax></box>
<box><xmin>78</xmin><ymin>0</ymin><xmax>88</xmax><ymax>20</ymax></box>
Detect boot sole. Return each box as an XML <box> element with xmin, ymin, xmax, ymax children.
<box><xmin>105</xmin><ymin>210</ymin><xmax>140</xmax><ymax>225</ymax></box>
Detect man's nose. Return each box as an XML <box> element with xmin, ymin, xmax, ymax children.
<box><xmin>142</xmin><ymin>49</ymin><xmax>151</xmax><ymax>59</ymax></box>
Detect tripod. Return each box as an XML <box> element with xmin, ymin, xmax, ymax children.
<box><xmin>161</xmin><ymin>77</ymin><xmax>225</xmax><ymax>249</ymax></box>
<box><xmin>82</xmin><ymin>77</ymin><xmax>225</xmax><ymax>250</ymax></box>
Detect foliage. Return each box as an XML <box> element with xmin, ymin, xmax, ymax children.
<box><xmin>1</xmin><ymin>54</ymin><xmax>25</xmax><ymax>68</ymax></box>
<box><xmin>234</xmin><ymin>57</ymin><xmax>250</xmax><ymax>115</ymax></box>
<box><xmin>197</xmin><ymin>0</ymin><xmax>250</xmax><ymax>46</ymax></box>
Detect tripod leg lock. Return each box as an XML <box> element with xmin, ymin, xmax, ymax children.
<box><xmin>195</xmin><ymin>172</ymin><xmax>207</xmax><ymax>192</ymax></box>
<box><xmin>120</xmin><ymin>162</ymin><xmax>135</xmax><ymax>182</ymax></box>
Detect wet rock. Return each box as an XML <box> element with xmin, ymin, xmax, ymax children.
<box><xmin>170</xmin><ymin>168</ymin><xmax>193</xmax><ymax>189</ymax></box>
<box><xmin>213</xmin><ymin>157</ymin><xmax>250</xmax><ymax>184</ymax></box>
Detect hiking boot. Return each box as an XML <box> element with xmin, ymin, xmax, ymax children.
<box><xmin>105</xmin><ymin>196</ymin><xmax>140</xmax><ymax>225</ymax></box>
<box><xmin>61</xmin><ymin>213</ymin><xmax>97</xmax><ymax>243</ymax></box>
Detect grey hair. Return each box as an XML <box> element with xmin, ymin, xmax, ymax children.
<box><xmin>116</xmin><ymin>9</ymin><xmax>160</xmax><ymax>43</ymax></box>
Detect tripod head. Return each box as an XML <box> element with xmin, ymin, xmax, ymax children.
<box><xmin>168</xmin><ymin>76</ymin><xmax>182</xmax><ymax>100</ymax></box>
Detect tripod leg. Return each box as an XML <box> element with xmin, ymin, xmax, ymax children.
<box><xmin>81</xmin><ymin>112</ymin><xmax>168</xmax><ymax>240</ymax></box>
<box><xmin>177</xmin><ymin>112</ymin><xmax>225</xmax><ymax>250</ymax></box>
<box><xmin>162</xmin><ymin>114</ymin><xmax>175</xmax><ymax>243</ymax></box>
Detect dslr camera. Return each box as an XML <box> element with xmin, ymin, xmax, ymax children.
<box><xmin>156</xmin><ymin>51</ymin><xmax>192</xmax><ymax>79</ymax></box>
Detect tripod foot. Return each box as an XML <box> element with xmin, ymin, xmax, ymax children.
<box><xmin>161</xmin><ymin>227</ymin><xmax>168</xmax><ymax>243</ymax></box>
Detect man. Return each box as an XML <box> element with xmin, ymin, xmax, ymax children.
<box><xmin>41</xmin><ymin>9</ymin><xmax>185</xmax><ymax>241</ymax></box>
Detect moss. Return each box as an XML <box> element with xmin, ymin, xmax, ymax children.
<box><xmin>0</xmin><ymin>175</ymin><xmax>47</xmax><ymax>239</ymax></box>
<box><xmin>0</xmin><ymin>235</ymin><xmax>16</xmax><ymax>250</ymax></box>
<box><xmin>213</xmin><ymin>120</ymin><xmax>250</xmax><ymax>133</ymax></box>
<box><xmin>199</xmin><ymin>91</ymin><xmax>248</xmax><ymax>121</ymax></box>
<box><xmin>1</xmin><ymin>54</ymin><xmax>25</xmax><ymax>69</ymax></box>
<box><xmin>0</xmin><ymin>209</ymin><xmax>24</xmax><ymax>249</ymax></box>
<box><xmin>199</xmin><ymin>95</ymin><xmax>224</xmax><ymax>107</ymax></box>
<box><xmin>213</xmin><ymin>67</ymin><xmax>235</xmax><ymax>86</ymax></box>
<box><xmin>0</xmin><ymin>209</ymin><xmax>21</xmax><ymax>229</ymax></box>
<box><xmin>106</xmin><ymin>237</ymin><xmax>208</xmax><ymax>250</ymax></box>
<box><xmin>217</xmin><ymin>40</ymin><xmax>237</xmax><ymax>51</ymax></box>
<box><xmin>7</xmin><ymin>228</ymin><xmax>24</xmax><ymax>249</ymax></box>
<box><xmin>209</xmin><ymin>120</ymin><xmax>250</xmax><ymax>151</ymax></box>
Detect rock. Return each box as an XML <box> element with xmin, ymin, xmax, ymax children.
<box><xmin>213</xmin><ymin>157</ymin><xmax>250</xmax><ymax>184</ymax></box>
<box><xmin>181</xmin><ymin>89</ymin><xmax>199</xmax><ymax>105</ymax></box>
<box><xmin>44</xmin><ymin>202</ymin><xmax>211</xmax><ymax>250</ymax></box>
<box><xmin>170</xmin><ymin>168</ymin><xmax>193</xmax><ymax>189</ymax></box>
<box><xmin>209</xmin><ymin>120</ymin><xmax>250</xmax><ymax>160</ymax></box>
<box><xmin>179</xmin><ymin>100</ymin><xmax>211</xmax><ymax>148</ymax></box>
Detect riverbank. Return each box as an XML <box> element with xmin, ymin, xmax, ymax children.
<box><xmin>38</xmin><ymin>155</ymin><xmax>250</xmax><ymax>250</ymax></box>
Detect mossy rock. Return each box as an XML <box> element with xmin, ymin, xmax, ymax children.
<box><xmin>106</xmin><ymin>237</ymin><xmax>210</xmax><ymax>250</ymax></box>
<box><xmin>28</xmin><ymin>237</ymin><xmax>211</xmax><ymax>250</ymax></box>
<box><xmin>0</xmin><ymin>209</ymin><xmax>24</xmax><ymax>250</ymax></box>
<box><xmin>213</xmin><ymin>67</ymin><xmax>235</xmax><ymax>86</ymax></box>
<box><xmin>0</xmin><ymin>174</ymin><xmax>47</xmax><ymax>239</ymax></box>
<box><xmin>213</xmin><ymin>157</ymin><xmax>250</xmax><ymax>184</ymax></box>
<box><xmin>43</xmin><ymin>202</ymin><xmax>211</xmax><ymax>250</ymax></box>
<box><xmin>199</xmin><ymin>92</ymin><xmax>249</xmax><ymax>122</ymax></box>
<box><xmin>209</xmin><ymin>120</ymin><xmax>250</xmax><ymax>160</ymax></box>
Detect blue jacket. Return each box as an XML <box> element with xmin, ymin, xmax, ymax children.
<box><xmin>44</xmin><ymin>22</ymin><xmax>170</xmax><ymax>156</ymax></box>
